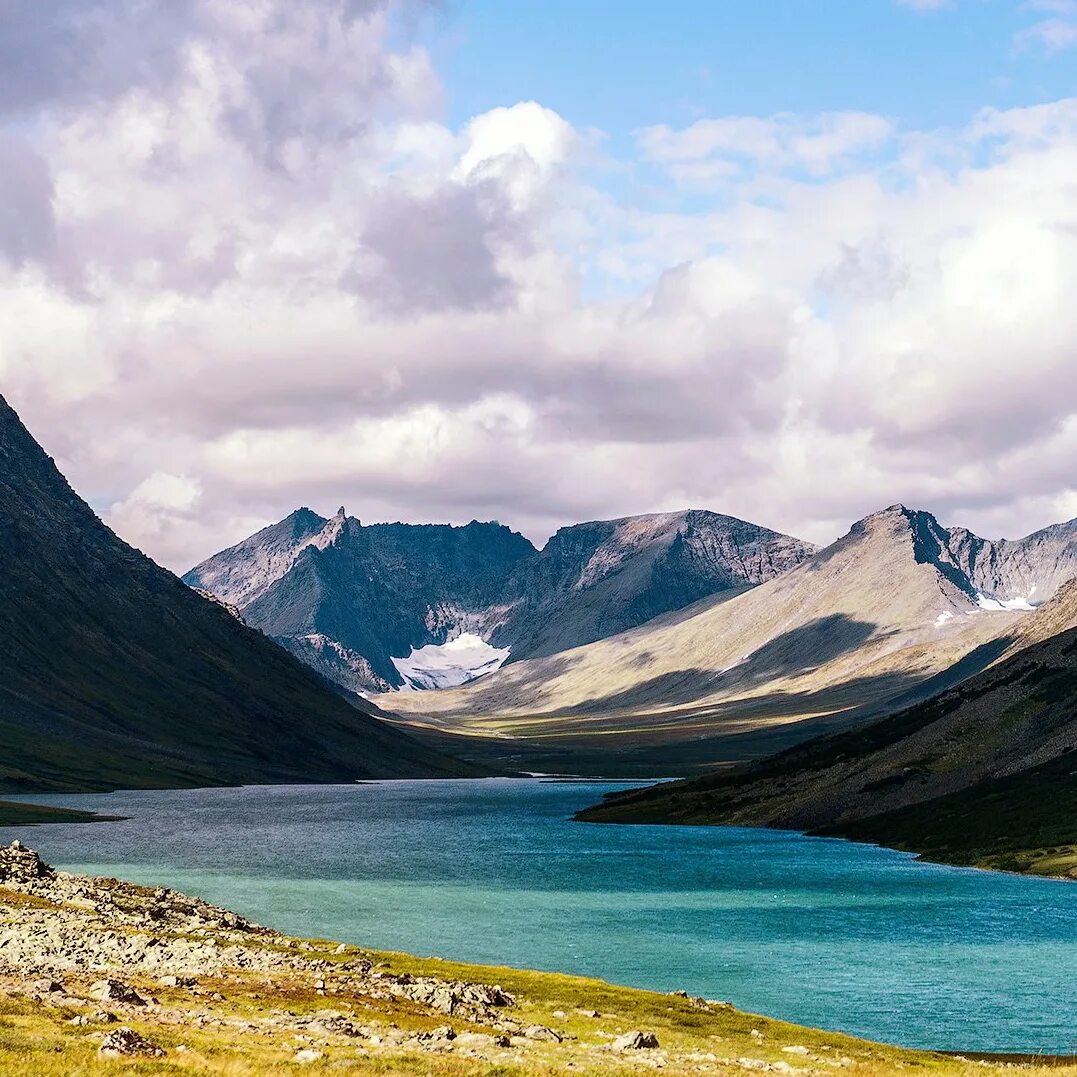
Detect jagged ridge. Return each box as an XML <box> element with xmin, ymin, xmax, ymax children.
<box><xmin>186</xmin><ymin>508</ymin><xmax>817</xmax><ymax>692</ymax></box>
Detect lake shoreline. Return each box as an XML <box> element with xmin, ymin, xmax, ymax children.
<box><xmin>7</xmin><ymin>778</ymin><xmax>1076</xmax><ymax>1055</ymax></box>
<box><xmin>575</xmin><ymin>800</ymin><xmax>1077</xmax><ymax>883</ymax></box>
<box><xmin>1</xmin><ymin>838</ymin><xmax>1074</xmax><ymax>1075</ymax></box>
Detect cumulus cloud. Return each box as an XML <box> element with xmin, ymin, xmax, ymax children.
<box><xmin>1</xmin><ymin>1</ymin><xmax>1076</xmax><ymax>571</ymax></box>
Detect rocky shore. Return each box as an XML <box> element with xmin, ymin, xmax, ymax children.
<box><xmin>0</xmin><ymin>839</ymin><xmax>1072</xmax><ymax>1075</ymax></box>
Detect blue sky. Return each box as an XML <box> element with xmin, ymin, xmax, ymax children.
<box><xmin>418</xmin><ymin>1</ymin><xmax>1077</xmax><ymax>138</ymax></box>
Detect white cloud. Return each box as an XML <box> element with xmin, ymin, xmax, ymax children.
<box><xmin>1</xmin><ymin>2</ymin><xmax>1076</xmax><ymax>572</ymax></box>
<box><xmin>1015</xmin><ymin>17</ymin><xmax>1077</xmax><ymax>50</ymax></box>
<box><xmin>637</xmin><ymin>111</ymin><xmax>894</xmax><ymax>178</ymax></box>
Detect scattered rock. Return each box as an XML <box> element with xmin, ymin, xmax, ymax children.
<box><xmin>98</xmin><ymin>1027</ymin><xmax>165</xmax><ymax>1058</ymax></box>
<box><xmin>32</xmin><ymin>978</ymin><xmax>64</xmax><ymax>994</ymax></box>
<box><xmin>309</xmin><ymin>1015</ymin><xmax>366</xmax><ymax>1038</ymax></box>
<box><xmin>90</xmin><ymin>979</ymin><xmax>150</xmax><ymax>1006</ymax></box>
<box><xmin>392</xmin><ymin>977</ymin><xmax>515</xmax><ymax>1017</ymax></box>
<box><xmin>293</xmin><ymin>1048</ymin><xmax>324</xmax><ymax>1064</ymax></box>
<box><xmin>0</xmin><ymin>841</ymin><xmax>55</xmax><ymax>885</ymax></box>
<box><xmin>523</xmin><ymin>1024</ymin><xmax>562</xmax><ymax>1042</ymax></box>
<box><xmin>612</xmin><ymin>1030</ymin><xmax>660</xmax><ymax>1050</ymax></box>
<box><xmin>783</xmin><ymin>1045</ymin><xmax>811</xmax><ymax>1055</ymax></box>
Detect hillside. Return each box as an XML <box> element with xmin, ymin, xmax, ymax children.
<box><xmin>578</xmin><ymin>583</ymin><xmax>1077</xmax><ymax>876</ymax></box>
<box><xmin>187</xmin><ymin>508</ymin><xmax>815</xmax><ymax>693</ymax></box>
<box><xmin>0</xmin><ymin>395</ymin><xmax>479</xmax><ymax>793</ymax></box>
<box><xmin>387</xmin><ymin>506</ymin><xmax>1077</xmax><ymax>775</ymax></box>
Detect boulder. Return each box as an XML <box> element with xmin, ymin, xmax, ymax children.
<box><xmin>98</xmin><ymin>1028</ymin><xmax>165</xmax><ymax>1058</ymax></box>
<box><xmin>89</xmin><ymin>979</ymin><xmax>150</xmax><ymax>1006</ymax></box>
<box><xmin>0</xmin><ymin>842</ymin><xmax>55</xmax><ymax>886</ymax></box>
<box><xmin>522</xmin><ymin>1024</ymin><xmax>562</xmax><ymax>1042</ymax></box>
<box><xmin>612</xmin><ymin>1030</ymin><xmax>660</xmax><ymax>1050</ymax></box>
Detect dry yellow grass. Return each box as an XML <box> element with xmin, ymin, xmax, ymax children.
<box><xmin>2</xmin><ymin>925</ymin><xmax>1075</xmax><ymax>1075</ymax></box>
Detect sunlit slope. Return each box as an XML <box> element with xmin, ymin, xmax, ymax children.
<box><xmin>386</xmin><ymin>506</ymin><xmax>1034</xmax><ymax>765</ymax></box>
<box><xmin>580</xmin><ymin>582</ymin><xmax>1077</xmax><ymax>876</ymax></box>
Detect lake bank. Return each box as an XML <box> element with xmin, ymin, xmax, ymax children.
<box><xmin>2</xmin><ymin>839</ymin><xmax>1074</xmax><ymax>1076</ymax></box>
<box><xmin>5</xmin><ymin>779</ymin><xmax>1077</xmax><ymax>1053</ymax></box>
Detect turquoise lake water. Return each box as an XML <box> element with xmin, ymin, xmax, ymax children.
<box><xmin>5</xmin><ymin>778</ymin><xmax>1076</xmax><ymax>1054</ymax></box>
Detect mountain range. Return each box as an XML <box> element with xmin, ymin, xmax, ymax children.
<box><xmin>6</xmin><ymin>384</ymin><xmax>1077</xmax><ymax>877</ymax></box>
<box><xmin>185</xmin><ymin>507</ymin><xmax>816</xmax><ymax>693</ymax></box>
<box><xmin>0</xmin><ymin>395</ymin><xmax>477</xmax><ymax>794</ymax></box>
<box><xmin>387</xmin><ymin>504</ymin><xmax>1077</xmax><ymax>775</ymax></box>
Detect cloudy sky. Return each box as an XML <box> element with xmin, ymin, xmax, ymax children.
<box><xmin>2</xmin><ymin>0</ymin><xmax>1076</xmax><ymax>571</ymax></box>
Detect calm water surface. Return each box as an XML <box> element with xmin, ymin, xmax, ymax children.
<box><xmin>5</xmin><ymin>779</ymin><xmax>1076</xmax><ymax>1053</ymax></box>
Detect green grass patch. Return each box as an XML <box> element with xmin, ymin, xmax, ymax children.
<box><xmin>0</xmin><ymin>799</ymin><xmax>124</xmax><ymax>827</ymax></box>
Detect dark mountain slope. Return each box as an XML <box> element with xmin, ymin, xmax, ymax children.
<box><xmin>578</xmin><ymin>582</ymin><xmax>1077</xmax><ymax>875</ymax></box>
<box><xmin>0</xmin><ymin>395</ymin><xmax>479</xmax><ymax>793</ymax></box>
<box><xmin>187</xmin><ymin>508</ymin><xmax>816</xmax><ymax>693</ymax></box>
<box><xmin>492</xmin><ymin>510</ymin><xmax>815</xmax><ymax>660</ymax></box>
<box><xmin>236</xmin><ymin>516</ymin><xmax>536</xmax><ymax>689</ymax></box>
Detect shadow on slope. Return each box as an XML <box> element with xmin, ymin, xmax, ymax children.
<box><xmin>561</xmin><ymin>616</ymin><xmax>879</xmax><ymax>715</ymax></box>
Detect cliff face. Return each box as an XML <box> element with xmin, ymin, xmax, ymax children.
<box><xmin>187</xmin><ymin>508</ymin><xmax>816</xmax><ymax>692</ymax></box>
<box><xmin>0</xmin><ymin>395</ymin><xmax>478</xmax><ymax>793</ymax></box>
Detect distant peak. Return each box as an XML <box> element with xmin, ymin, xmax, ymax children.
<box><xmin>855</xmin><ymin>504</ymin><xmax>938</xmax><ymax>530</ymax></box>
<box><xmin>335</xmin><ymin>506</ymin><xmax>346</xmax><ymax>519</ymax></box>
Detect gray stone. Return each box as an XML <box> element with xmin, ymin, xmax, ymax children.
<box><xmin>612</xmin><ymin>1030</ymin><xmax>660</xmax><ymax>1050</ymax></box>
<box><xmin>98</xmin><ymin>1027</ymin><xmax>165</xmax><ymax>1058</ymax></box>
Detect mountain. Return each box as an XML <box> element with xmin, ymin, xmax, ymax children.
<box><xmin>577</xmin><ymin>581</ymin><xmax>1077</xmax><ymax>878</ymax></box>
<box><xmin>186</xmin><ymin>508</ymin><xmax>815</xmax><ymax>693</ymax></box>
<box><xmin>388</xmin><ymin>505</ymin><xmax>1077</xmax><ymax>775</ymax></box>
<box><xmin>494</xmin><ymin>510</ymin><xmax>815</xmax><ymax>660</ymax></box>
<box><xmin>0</xmin><ymin>394</ymin><xmax>479</xmax><ymax>794</ymax></box>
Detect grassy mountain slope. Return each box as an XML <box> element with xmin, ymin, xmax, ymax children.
<box><xmin>0</xmin><ymin>395</ymin><xmax>480</xmax><ymax>793</ymax></box>
<box><xmin>578</xmin><ymin>583</ymin><xmax>1077</xmax><ymax>876</ymax></box>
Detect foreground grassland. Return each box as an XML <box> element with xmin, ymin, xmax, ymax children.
<box><xmin>1</xmin><ymin>840</ymin><xmax>1074</xmax><ymax>1077</ymax></box>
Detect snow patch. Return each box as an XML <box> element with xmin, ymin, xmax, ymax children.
<box><xmin>934</xmin><ymin>611</ymin><xmax>955</xmax><ymax>627</ymax></box>
<box><xmin>391</xmin><ymin>633</ymin><xmax>510</xmax><ymax>691</ymax></box>
<box><xmin>975</xmin><ymin>592</ymin><xmax>1037</xmax><ymax>612</ymax></box>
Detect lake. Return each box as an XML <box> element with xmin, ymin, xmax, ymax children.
<box><xmin>4</xmin><ymin>778</ymin><xmax>1075</xmax><ymax>1053</ymax></box>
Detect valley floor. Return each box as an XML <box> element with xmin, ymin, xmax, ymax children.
<box><xmin>1</xmin><ymin>840</ymin><xmax>1074</xmax><ymax>1076</ymax></box>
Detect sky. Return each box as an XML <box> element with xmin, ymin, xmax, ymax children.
<box><xmin>1</xmin><ymin>0</ymin><xmax>1076</xmax><ymax>571</ymax></box>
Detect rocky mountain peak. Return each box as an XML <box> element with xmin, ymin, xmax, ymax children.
<box><xmin>843</xmin><ymin>503</ymin><xmax>1077</xmax><ymax>610</ymax></box>
<box><xmin>188</xmin><ymin>506</ymin><xmax>816</xmax><ymax>694</ymax></box>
